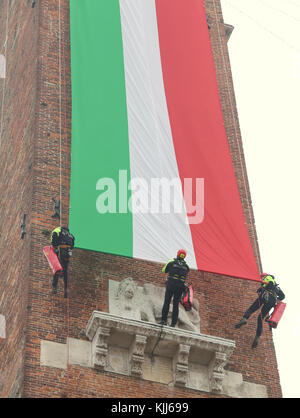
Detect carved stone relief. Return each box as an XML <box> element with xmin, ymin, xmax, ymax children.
<box><xmin>92</xmin><ymin>326</ymin><xmax>111</xmax><ymax>370</ymax></box>
<box><xmin>129</xmin><ymin>334</ymin><xmax>148</xmax><ymax>377</ymax></box>
<box><xmin>173</xmin><ymin>344</ymin><xmax>190</xmax><ymax>387</ymax></box>
<box><xmin>209</xmin><ymin>351</ymin><xmax>228</xmax><ymax>393</ymax></box>
<box><xmin>109</xmin><ymin>278</ymin><xmax>200</xmax><ymax>332</ymax></box>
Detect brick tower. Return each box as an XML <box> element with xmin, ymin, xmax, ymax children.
<box><xmin>0</xmin><ymin>0</ymin><xmax>283</xmax><ymax>399</ymax></box>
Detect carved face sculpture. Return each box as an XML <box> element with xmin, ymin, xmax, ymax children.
<box><xmin>117</xmin><ymin>278</ymin><xmax>137</xmax><ymax>301</ymax></box>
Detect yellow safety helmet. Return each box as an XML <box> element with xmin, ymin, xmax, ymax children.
<box><xmin>261</xmin><ymin>273</ymin><xmax>275</xmax><ymax>287</ymax></box>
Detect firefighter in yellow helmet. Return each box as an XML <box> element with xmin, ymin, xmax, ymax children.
<box><xmin>51</xmin><ymin>226</ymin><xmax>75</xmax><ymax>298</ymax></box>
<box><xmin>235</xmin><ymin>273</ymin><xmax>285</xmax><ymax>348</ymax></box>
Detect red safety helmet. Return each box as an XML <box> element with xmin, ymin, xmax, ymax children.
<box><xmin>177</xmin><ymin>249</ymin><xmax>187</xmax><ymax>259</ymax></box>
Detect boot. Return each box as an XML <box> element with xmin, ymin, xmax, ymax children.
<box><xmin>235</xmin><ymin>317</ymin><xmax>247</xmax><ymax>329</ymax></box>
<box><xmin>251</xmin><ymin>336</ymin><xmax>259</xmax><ymax>349</ymax></box>
<box><xmin>159</xmin><ymin>320</ymin><xmax>167</xmax><ymax>326</ymax></box>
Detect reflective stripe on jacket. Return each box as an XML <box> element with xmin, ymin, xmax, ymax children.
<box><xmin>162</xmin><ymin>258</ymin><xmax>189</xmax><ymax>282</ymax></box>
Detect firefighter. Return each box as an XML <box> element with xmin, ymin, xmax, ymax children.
<box><xmin>235</xmin><ymin>274</ymin><xmax>285</xmax><ymax>348</ymax></box>
<box><xmin>51</xmin><ymin>226</ymin><xmax>75</xmax><ymax>298</ymax></box>
<box><xmin>160</xmin><ymin>249</ymin><xmax>190</xmax><ymax>328</ymax></box>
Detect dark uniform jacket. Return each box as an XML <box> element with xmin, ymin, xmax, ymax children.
<box><xmin>51</xmin><ymin>227</ymin><xmax>75</xmax><ymax>249</ymax></box>
<box><xmin>162</xmin><ymin>257</ymin><xmax>190</xmax><ymax>282</ymax></box>
<box><xmin>258</xmin><ymin>281</ymin><xmax>285</xmax><ymax>305</ymax></box>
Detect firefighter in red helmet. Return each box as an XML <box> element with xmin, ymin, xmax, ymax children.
<box><xmin>160</xmin><ymin>249</ymin><xmax>190</xmax><ymax>327</ymax></box>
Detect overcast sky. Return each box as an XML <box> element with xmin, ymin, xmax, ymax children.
<box><xmin>220</xmin><ymin>0</ymin><xmax>300</xmax><ymax>398</ymax></box>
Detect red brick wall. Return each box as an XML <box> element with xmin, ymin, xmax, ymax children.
<box><xmin>0</xmin><ymin>0</ymin><xmax>38</xmax><ymax>397</ymax></box>
<box><xmin>0</xmin><ymin>0</ymin><xmax>282</xmax><ymax>398</ymax></box>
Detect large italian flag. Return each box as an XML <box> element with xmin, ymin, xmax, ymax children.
<box><xmin>69</xmin><ymin>0</ymin><xmax>260</xmax><ymax>281</ymax></box>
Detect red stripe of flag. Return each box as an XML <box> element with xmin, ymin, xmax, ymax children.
<box><xmin>155</xmin><ymin>0</ymin><xmax>260</xmax><ymax>280</ymax></box>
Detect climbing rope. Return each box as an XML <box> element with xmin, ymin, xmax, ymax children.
<box><xmin>0</xmin><ymin>0</ymin><xmax>10</xmax><ymax>151</ymax></box>
<box><xmin>210</xmin><ymin>0</ymin><xmax>277</xmax><ymax>396</ymax></box>
<box><xmin>58</xmin><ymin>0</ymin><xmax>70</xmax><ymax>398</ymax></box>
<box><xmin>256</xmin><ymin>286</ymin><xmax>279</xmax><ymax>397</ymax></box>
<box><xmin>150</xmin><ymin>325</ymin><xmax>165</xmax><ymax>361</ymax></box>
<box><xmin>210</xmin><ymin>0</ymin><xmax>261</xmax><ymax>271</ymax></box>
<box><xmin>58</xmin><ymin>0</ymin><xmax>63</xmax><ymax>224</ymax></box>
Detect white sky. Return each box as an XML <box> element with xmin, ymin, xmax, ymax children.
<box><xmin>220</xmin><ymin>0</ymin><xmax>300</xmax><ymax>398</ymax></box>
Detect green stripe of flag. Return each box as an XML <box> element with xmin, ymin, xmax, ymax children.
<box><xmin>69</xmin><ymin>0</ymin><xmax>133</xmax><ymax>256</ymax></box>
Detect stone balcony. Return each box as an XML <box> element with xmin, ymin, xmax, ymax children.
<box><xmin>86</xmin><ymin>310</ymin><xmax>235</xmax><ymax>393</ymax></box>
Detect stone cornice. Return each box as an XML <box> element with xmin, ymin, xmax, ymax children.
<box><xmin>86</xmin><ymin>311</ymin><xmax>235</xmax><ymax>356</ymax></box>
<box><xmin>86</xmin><ymin>311</ymin><xmax>235</xmax><ymax>392</ymax></box>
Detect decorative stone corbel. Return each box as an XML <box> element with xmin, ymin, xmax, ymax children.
<box><xmin>92</xmin><ymin>326</ymin><xmax>111</xmax><ymax>370</ymax></box>
<box><xmin>173</xmin><ymin>344</ymin><xmax>190</xmax><ymax>387</ymax></box>
<box><xmin>86</xmin><ymin>311</ymin><xmax>236</xmax><ymax>394</ymax></box>
<box><xmin>209</xmin><ymin>351</ymin><xmax>228</xmax><ymax>393</ymax></box>
<box><xmin>129</xmin><ymin>334</ymin><xmax>147</xmax><ymax>377</ymax></box>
